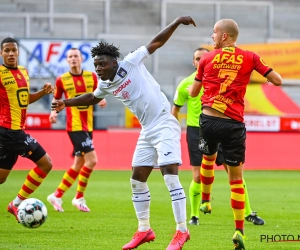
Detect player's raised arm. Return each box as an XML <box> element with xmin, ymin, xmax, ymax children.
<box><xmin>146</xmin><ymin>16</ymin><xmax>196</xmax><ymax>55</ymax></box>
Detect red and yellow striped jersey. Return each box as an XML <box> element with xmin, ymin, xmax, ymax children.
<box><xmin>0</xmin><ymin>65</ymin><xmax>30</xmax><ymax>130</ymax></box>
<box><xmin>54</xmin><ymin>70</ymin><xmax>97</xmax><ymax>132</ymax></box>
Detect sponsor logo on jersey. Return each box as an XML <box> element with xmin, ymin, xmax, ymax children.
<box><xmin>222</xmin><ymin>47</ymin><xmax>235</xmax><ymax>53</ymax></box>
<box><xmin>0</xmin><ymin>69</ymin><xmax>9</xmax><ymax>74</ymax></box>
<box><xmin>2</xmin><ymin>76</ymin><xmax>14</xmax><ymax>80</ymax></box>
<box><xmin>164</xmin><ymin>152</ymin><xmax>172</xmax><ymax>156</ymax></box>
<box><xmin>65</xmin><ymin>87</ymin><xmax>74</xmax><ymax>91</ymax></box>
<box><xmin>4</xmin><ymin>80</ymin><xmax>16</xmax><ymax>86</ymax></box>
<box><xmin>17</xmin><ymin>89</ymin><xmax>29</xmax><ymax>108</ymax></box>
<box><xmin>113</xmin><ymin>79</ymin><xmax>131</xmax><ymax>96</ymax></box>
<box><xmin>117</xmin><ymin>67</ymin><xmax>127</xmax><ymax>78</ymax></box>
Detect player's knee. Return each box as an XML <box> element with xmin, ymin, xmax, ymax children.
<box><xmin>86</xmin><ymin>158</ymin><xmax>97</xmax><ymax>168</ymax></box>
<box><xmin>37</xmin><ymin>154</ymin><xmax>53</xmax><ymax>174</ymax></box>
<box><xmin>0</xmin><ymin>169</ymin><xmax>11</xmax><ymax>184</ymax></box>
<box><xmin>130</xmin><ymin>178</ymin><xmax>147</xmax><ymax>190</ymax></box>
<box><xmin>161</xmin><ymin>164</ymin><xmax>179</xmax><ymax>175</ymax></box>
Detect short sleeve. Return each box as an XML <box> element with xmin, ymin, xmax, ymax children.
<box><xmin>124</xmin><ymin>46</ymin><xmax>150</xmax><ymax>66</ymax></box>
<box><xmin>253</xmin><ymin>53</ymin><xmax>272</xmax><ymax>77</ymax></box>
<box><xmin>93</xmin><ymin>83</ymin><xmax>107</xmax><ymax>99</ymax></box>
<box><xmin>92</xmin><ymin>72</ymin><xmax>98</xmax><ymax>91</ymax></box>
<box><xmin>173</xmin><ymin>80</ymin><xmax>189</xmax><ymax>107</ymax></box>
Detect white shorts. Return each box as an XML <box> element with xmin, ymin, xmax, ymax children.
<box><xmin>132</xmin><ymin>115</ymin><xmax>182</xmax><ymax>167</ymax></box>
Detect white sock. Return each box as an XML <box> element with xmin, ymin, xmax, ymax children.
<box><xmin>13</xmin><ymin>196</ymin><xmax>23</xmax><ymax>207</ymax></box>
<box><xmin>130</xmin><ymin>178</ymin><xmax>151</xmax><ymax>232</ymax></box>
<box><xmin>164</xmin><ymin>174</ymin><xmax>187</xmax><ymax>232</ymax></box>
<box><xmin>138</xmin><ymin>218</ymin><xmax>150</xmax><ymax>232</ymax></box>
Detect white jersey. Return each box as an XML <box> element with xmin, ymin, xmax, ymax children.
<box><xmin>94</xmin><ymin>46</ymin><xmax>171</xmax><ymax>130</ymax></box>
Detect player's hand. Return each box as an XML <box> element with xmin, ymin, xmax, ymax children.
<box><xmin>42</xmin><ymin>83</ymin><xmax>55</xmax><ymax>95</ymax></box>
<box><xmin>51</xmin><ymin>100</ymin><xmax>65</xmax><ymax>113</ymax></box>
<box><xmin>176</xmin><ymin>16</ymin><xmax>196</xmax><ymax>27</ymax></box>
<box><xmin>98</xmin><ymin>98</ymin><xmax>107</xmax><ymax>108</ymax></box>
<box><xmin>49</xmin><ymin>111</ymin><xmax>58</xmax><ymax>123</ymax></box>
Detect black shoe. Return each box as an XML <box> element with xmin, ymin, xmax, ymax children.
<box><xmin>188</xmin><ymin>216</ymin><xmax>199</xmax><ymax>225</ymax></box>
<box><xmin>245</xmin><ymin>211</ymin><xmax>265</xmax><ymax>225</ymax></box>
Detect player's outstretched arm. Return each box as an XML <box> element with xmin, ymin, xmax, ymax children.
<box><xmin>51</xmin><ymin>93</ymin><xmax>102</xmax><ymax>113</ymax></box>
<box><xmin>29</xmin><ymin>83</ymin><xmax>54</xmax><ymax>104</ymax></box>
<box><xmin>146</xmin><ymin>16</ymin><xmax>196</xmax><ymax>55</ymax></box>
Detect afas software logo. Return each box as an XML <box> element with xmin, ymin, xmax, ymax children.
<box><xmin>260</xmin><ymin>234</ymin><xmax>300</xmax><ymax>243</ymax></box>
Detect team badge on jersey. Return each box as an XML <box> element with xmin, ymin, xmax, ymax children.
<box><xmin>117</xmin><ymin>67</ymin><xmax>127</xmax><ymax>78</ymax></box>
<box><xmin>76</xmin><ymin>80</ymin><xmax>82</xmax><ymax>86</ymax></box>
<box><xmin>260</xmin><ymin>58</ymin><xmax>268</xmax><ymax>66</ymax></box>
<box><xmin>17</xmin><ymin>73</ymin><xmax>22</xmax><ymax>80</ymax></box>
<box><xmin>122</xmin><ymin>91</ymin><xmax>130</xmax><ymax>100</ymax></box>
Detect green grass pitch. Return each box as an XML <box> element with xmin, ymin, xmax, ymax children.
<box><xmin>1</xmin><ymin>170</ymin><xmax>300</xmax><ymax>250</ymax></box>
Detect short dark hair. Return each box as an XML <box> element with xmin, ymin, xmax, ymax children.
<box><xmin>194</xmin><ymin>47</ymin><xmax>209</xmax><ymax>53</ymax></box>
<box><xmin>1</xmin><ymin>37</ymin><xmax>18</xmax><ymax>49</ymax></box>
<box><xmin>193</xmin><ymin>47</ymin><xmax>209</xmax><ymax>59</ymax></box>
<box><xmin>91</xmin><ymin>41</ymin><xmax>121</xmax><ymax>59</ymax></box>
<box><xmin>68</xmin><ymin>47</ymin><xmax>82</xmax><ymax>56</ymax></box>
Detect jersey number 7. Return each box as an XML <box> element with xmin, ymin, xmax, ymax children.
<box><xmin>218</xmin><ymin>69</ymin><xmax>238</xmax><ymax>94</ymax></box>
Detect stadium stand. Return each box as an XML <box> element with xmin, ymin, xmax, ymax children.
<box><xmin>0</xmin><ymin>0</ymin><xmax>300</xmax><ymax>128</ymax></box>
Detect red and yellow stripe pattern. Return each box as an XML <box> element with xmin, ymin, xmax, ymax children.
<box><xmin>18</xmin><ymin>167</ymin><xmax>47</xmax><ymax>200</ymax></box>
<box><xmin>0</xmin><ymin>65</ymin><xmax>30</xmax><ymax>130</ymax></box>
<box><xmin>54</xmin><ymin>71</ymin><xmax>97</xmax><ymax>132</ymax></box>
<box><xmin>245</xmin><ymin>83</ymin><xmax>300</xmax><ymax>115</ymax></box>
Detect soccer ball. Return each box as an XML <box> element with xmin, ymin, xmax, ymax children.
<box><xmin>17</xmin><ymin>198</ymin><xmax>48</xmax><ymax>229</ymax></box>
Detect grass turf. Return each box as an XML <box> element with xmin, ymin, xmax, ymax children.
<box><xmin>1</xmin><ymin>170</ymin><xmax>300</xmax><ymax>250</ymax></box>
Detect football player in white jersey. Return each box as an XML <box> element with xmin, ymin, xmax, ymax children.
<box><xmin>52</xmin><ymin>15</ymin><xmax>196</xmax><ymax>250</ymax></box>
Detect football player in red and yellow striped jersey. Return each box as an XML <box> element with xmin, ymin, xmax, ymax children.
<box><xmin>189</xmin><ymin>19</ymin><xmax>282</xmax><ymax>249</ymax></box>
<box><xmin>47</xmin><ymin>48</ymin><xmax>106</xmax><ymax>212</ymax></box>
<box><xmin>0</xmin><ymin>37</ymin><xmax>54</xmax><ymax>221</ymax></box>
